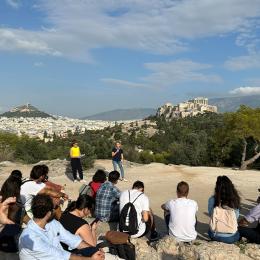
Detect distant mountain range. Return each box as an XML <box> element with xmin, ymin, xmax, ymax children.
<box><xmin>209</xmin><ymin>95</ymin><xmax>260</xmax><ymax>112</ymax></box>
<box><xmin>1</xmin><ymin>95</ymin><xmax>259</xmax><ymax>121</ymax></box>
<box><xmin>83</xmin><ymin>108</ymin><xmax>156</xmax><ymax>121</ymax></box>
<box><xmin>0</xmin><ymin>104</ymin><xmax>54</xmax><ymax>118</ymax></box>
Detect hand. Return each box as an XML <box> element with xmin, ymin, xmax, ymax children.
<box><xmin>0</xmin><ymin>196</ymin><xmax>16</xmax><ymax>225</ymax></box>
<box><xmin>91</xmin><ymin>222</ymin><xmax>98</xmax><ymax>231</ymax></box>
<box><xmin>238</xmin><ymin>218</ymin><xmax>249</xmax><ymax>227</ymax></box>
<box><xmin>89</xmin><ymin>250</ymin><xmax>105</xmax><ymax>260</ymax></box>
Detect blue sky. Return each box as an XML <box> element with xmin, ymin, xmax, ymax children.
<box><xmin>0</xmin><ymin>0</ymin><xmax>260</xmax><ymax>117</ymax></box>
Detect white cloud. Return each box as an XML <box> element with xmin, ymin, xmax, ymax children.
<box><xmin>143</xmin><ymin>60</ymin><xmax>222</xmax><ymax>87</ymax></box>
<box><xmin>0</xmin><ymin>29</ymin><xmax>62</xmax><ymax>56</ymax></box>
<box><xmin>101</xmin><ymin>78</ymin><xmax>150</xmax><ymax>89</ymax></box>
<box><xmin>230</xmin><ymin>86</ymin><xmax>260</xmax><ymax>95</ymax></box>
<box><xmin>33</xmin><ymin>62</ymin><xmax>44</xmax><ymax>67</ymax></box>
<box><xmin>1</xmin><ymin>0</ymin><xmax>260</xmax><ymax>62</ymax></box>
<box><xmin>224</xmin><ymin>53</ymin><xmax>260</xmax><ymax>71</ymax></box>
<box><xmin>6</xmin><ymin>0</ymin><xmax>21</xmax><ymax>9</ymax></box>
<box><xmin>102</xmin><ymin>59</ymin><xmax>222</xmax><ymax>89</ymax></box>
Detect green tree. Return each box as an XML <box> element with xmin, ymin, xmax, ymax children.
<box><xmin>222</xmin><ymin>106</ymin><xmax>260</xmax><ymax>170</ymax></box>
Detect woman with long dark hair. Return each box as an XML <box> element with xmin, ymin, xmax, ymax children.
<box><xmin>208</xmin><ymin>175</ymin><xmax>241</xmax><ymax>243</ymax></box>
<box><xmin>60</xmin><ymin>195</ymin><xmax>97</xmax><ymax>246</ymax></box>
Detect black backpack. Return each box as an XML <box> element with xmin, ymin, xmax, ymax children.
<box><xmin>119</xmin><ymin>190</ymin><xmax>143</xmax><ymax>235</ymax></box>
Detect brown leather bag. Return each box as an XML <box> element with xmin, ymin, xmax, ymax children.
<box><xmin>105</xmin><ymin>231</ymin><xmax>130</xmax><ymax>244</ymax></box>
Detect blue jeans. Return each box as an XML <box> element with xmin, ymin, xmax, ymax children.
<box><xmin>208</xmin><ymin>229</ymin><xmax>240</xmax><ymax>244</ymax></box>
<box><xmin>112</xmin><ymin>160</ymin><xmax>124</xmax><ymax>179</ymax></box>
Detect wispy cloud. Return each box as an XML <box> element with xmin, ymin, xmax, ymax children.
<box><xmin>33</xmin><ymin>62</ymin><xmax>44</xmax><ymax>67</ymax></box>
<box><xmin>1</xmin><ymin>0</ymin><xmax>260</xmax><ymax>62</ymax></box>
<box><xmin>102</xmin><ymin>59</ymin><xmax>222</xmax><ymax>89</ymax></box>
<box><xmin>224</xmin><ymin>53</ymin><xmax>260</xmax><ymax>71</ymax></box>
<box><xmin>6</xmin><ymin>0</ymin><xmax>21</xmax><ymax>9</ymax></box>
<box><xmin>0</xmin><ymin>29</ymin><xmax>62</xmax><ymax>56</ymax></box>
<box><xmin>101</xmin><ymin>78</ymin><xmax>150</xmax><ymax>89</ymax></box>
<box><xmin>230</xmin><ymin>86</ymin><xmax>260</xmax><ymax>95</ymax></box>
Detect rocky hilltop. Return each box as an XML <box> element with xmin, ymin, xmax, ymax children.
<box><xmin>157</xmin><ymin>97</ymin><xmax>217</xmax><ymax>119</ymax></box>
<box><xmin>0</xmin><ymin>103</ymin><xmax>54</xmax><ymax>118</ymax></box>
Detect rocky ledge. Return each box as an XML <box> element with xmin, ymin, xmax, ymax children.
<box><xmin>131</xmin><ymin>236</ymin><xmax>260</xmax><ymax>260</ymax></box>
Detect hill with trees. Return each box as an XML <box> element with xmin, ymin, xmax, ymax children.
<box><xmin>0</xmin><ymin>104</ymin><xmax>54</xmax><ymax>118</ymax></box>
<box><xmin>0</xmin><ymin>106</ymin><xmax>259</xmax><ymax>170</ymax></box>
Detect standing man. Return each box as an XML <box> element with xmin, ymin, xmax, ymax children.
<box><xmin>70</xmin><ymin>140</ymin><xmax>86</xmax><ymax>183</ymax></box>
<box><xmin>112</xmin><ymin>142</ymin><xmax>127</xmax><ymax>182</ymax></box>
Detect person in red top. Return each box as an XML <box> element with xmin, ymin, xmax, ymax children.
<box><xmin>89</xmin><ymin>170</ymin><xmax>107</xmax><ymax>199</ymax></box>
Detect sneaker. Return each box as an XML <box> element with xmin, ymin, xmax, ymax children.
<box><xmin>122</xmin><ymin>178</ymin><xmax>128</xmax><ymax>182</ymax></box>
<box><xmin>150</xmin><ymin>231</ymin><xmax>159</xmax><ymax>242</ymax></box>
<box><xmin>80</xmin><ymin>179</ymin><xmax>87</xmax><ymax>183</ymax></box>
<box><xmin>73</xmin><ymin>180</ymin><xmax>78</xmax><ymax>183</ymax></box>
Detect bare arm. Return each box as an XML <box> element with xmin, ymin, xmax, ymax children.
<box><xmin>76</xmin><ymin>224</ymin><xmax>97</xmax><ymax>246</ymax></box>
<box><xmin>142</xmin><ymin>211</ymin><xmax>149</xmax><ymax>222</ymax></box>
<box><xmin>39</xmin><ymin>187</ymin><xmax>68</xmax><ymax>199</ymax></box>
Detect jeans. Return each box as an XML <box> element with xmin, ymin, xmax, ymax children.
<box><xmin>71</xmin><ymin>158</ymin><xmax>83</xmax><ymax>180</ymax></box>
<box><xmin>239</xmin><ymin>226</ymin><xmax>260</xmax><ymax>244</ymax></box>
<box><xmin>112</xmin><ymin>160</ymin><xmax>124</xmax><ymax>179</ymax></box>
<box><xmin>208</xmin><ymin>229</ymin><xmax>240</xmax><ymax>244</ymax></box>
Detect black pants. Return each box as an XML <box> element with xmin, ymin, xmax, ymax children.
<box><xmin>239</xmin><ymin>226</ymin><xmax>260</xmax><ymax>244</ymax></box>
<box><xmin>71</xmin><ymin>158</ymin><xmax>83</xmax><ymax>180</ymax></box>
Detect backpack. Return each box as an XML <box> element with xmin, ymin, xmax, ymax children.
<box><xmin>119</xmin><ymin>191</ymin><xmax>143</xmax><ymax>235</ymax></box>
<box><xmin>79</xmin><ymin>182</ymin><xmax>94</xmax><ymax>197</ymax></box>
<box><xmin>209</xmin><ymin>206</ymin><xmax>238</xmax><ymax>234</ymax></box>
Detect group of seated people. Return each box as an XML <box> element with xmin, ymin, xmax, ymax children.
<box><xmin>0</xmin><ymin>166</ymin><xmax>259</xmax><ymax>260</ymax></box>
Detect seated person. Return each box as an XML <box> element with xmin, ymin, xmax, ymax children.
<box><xmin>60</xmin><ymin>195</ymin><xmax>121</xmax><ymax>260</ymax></box>
<box><xmin>20</xmin><ymin>165</ymin><xmax>68</xmax><ymax>219</ymax></box>
<box><xmin>95</xmin><ymin>171</ymin><xmax>121</xmax><ymax>222</ymax></box>
<box><xmin>19</xmin><ymin>194</ymin><xmax>104</xmax><ymax>260</ymax></box>
<box><xmin>60</xmin><ymin>195</ymin><xmax>97</xmax><ymax>247</ymax></box>
<box><xmin>161</xmin><ymin>181</ymin><xmax>198</xmax><ymax>242</ymax></box>
<box><xmin>40</xmin><ymin>164</ymin><xmax>64</xmax><ymax>192</ymax></box>
<box><xmin>79</xmin><ymin>170</ymin><xmax>107</xmax><ymax>199</ymax></box>
<box><xmin>119</xmin><ymin>181</ymin><xmax>159</xmax><ymax>241</ymax></box>
<box><xmin>90</xmin><ymin>170</ymin><xmax>107</xmax><ymax>199</ymax></box>
<box><xmin>208</xmin><ymin>176</ymin><xmax>240</xmax><ymax>244</ymax></box>
<box><xmin>239</xmin><ymin>203</ymin><xmax>260</xmax><ymax>244</ymax></box>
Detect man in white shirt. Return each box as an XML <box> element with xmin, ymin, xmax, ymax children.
<box><xmin>19</xmin><ymin>194</ymin><xmax>104</xmax><ymax>260</ymax></box>
<box><xmin>161</xmin><ymin>181</ymin><xmax>198</xmax><ymax>242</ymax></box>
<box><xmin>20</xmin><ymin>165</ymin><xmax>68</xmax><ymax>219</ymax></box>
<box><xmin>119</xmin><ymin>181</ymin><xmax>159</xmax><ymax>241</ymax></box>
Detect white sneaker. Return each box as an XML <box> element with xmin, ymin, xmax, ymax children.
<box><xmin>73</xmin><ymin>180</ymin><xmax>78</xmax><ymax>183</ymax></box>
<box><xmin>122</xmin><ymin>178</ymin><xmax>128</xmax><ymax>182</ymax></box>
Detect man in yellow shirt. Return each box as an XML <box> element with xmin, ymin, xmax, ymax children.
<box><xmin>70</xmin><ymin>141</ymin><xmax>85</xmax><ymax>183</ymax></box>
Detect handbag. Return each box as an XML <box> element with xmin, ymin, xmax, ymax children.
<box><xmin>105</xmin><ymin>231</ymin><xmax>129</xmax><ymax>244</ymax></box>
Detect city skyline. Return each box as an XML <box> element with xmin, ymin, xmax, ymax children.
<box><xmin>0</xmin><ymin>0</ymin><xmax>260</xmax><ymax>117</ymax></box>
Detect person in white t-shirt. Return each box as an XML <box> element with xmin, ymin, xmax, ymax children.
<box><xmin>20</xmin><ymin>165</ymin><xmax>68</xmax><ymax>219</ymax></box>
<box><xmin>161</xmin><ymin>181</ymin><xmax>198</xmax><ymax>242</ymax></box>
<box><xmin>119</xmin><ymin>181</ymin><xmax>159</xmax><ymax>241</ymax></box>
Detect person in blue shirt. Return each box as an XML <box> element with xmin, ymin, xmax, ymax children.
<box><xmin>19</xmin><ymin>194</ymin><xmax>104</xmax><ymax>260</ymax></box>
<box><xmin>208</xmin><ymin>176</ymin><xmax>241</xmax><ymax>244</ymax></box>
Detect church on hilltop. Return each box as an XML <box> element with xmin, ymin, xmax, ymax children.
<box><xmin>157</xmin><ymin>97</ymin><xmax>218</xmax><ymax>119</ymax></box>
